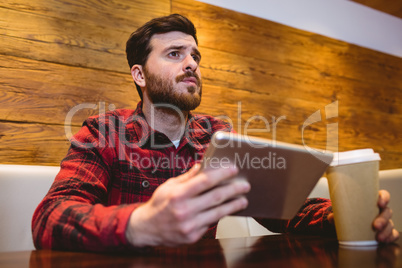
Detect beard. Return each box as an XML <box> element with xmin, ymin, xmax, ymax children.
<box><xmin>143</xmin><ymin>67</ymin><xmax>202</xmax><ymax>111</ymax></box>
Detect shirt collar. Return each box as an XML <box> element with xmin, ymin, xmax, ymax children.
<box><xmin>126</xmin><ymin>101</ymin><xmax>153</xmax><ymax>147</ymax></box>
<box><xmin>180</xmin><ymin>114</ymin><xmax>212</xmax><ymax>151</ymax></box>
<box><xmin>127</xmin><ymin>101</ymin><xmax>213</xmax><ymax>151</ymax></box>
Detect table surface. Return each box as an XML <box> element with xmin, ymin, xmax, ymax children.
<box><xmin>1</xmin><ymin>234</ymin><xmax>401</xmax><ymax>268</ymax></box>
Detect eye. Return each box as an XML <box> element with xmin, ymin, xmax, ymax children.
<box><xmin>168</xmin><ymin>51</ymin><xmax>180</xmax><ymax>58</ymax></box>
<box><xmin>192</xmin><ymin>54</ymin><xmax>201</xmax><ymax>63</ymax></box>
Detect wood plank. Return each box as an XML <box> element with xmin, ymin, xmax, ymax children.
<box><xmin>0</xmin><ymin>55</ymin><xmax>140</xmax><ymax>125</ymax></box>
<box><xmin>0</xmin><ymin>121</ymin><xmax>80</xmax><ymax>166</ymax></box>
<box><xmin>0</xmin><ymin>7</ymin><xmax>127</xmax><ymax>73</ymax></box>
<box><xmin>378</xmin><ymin>151</ymin><xmax>402</xmax><ymax>170</ymax></box>
<box><xmin>0</xmin><ymin>0</ymin><xmax>169</xmax><ymax>30</ymax></box>
<box><xmin>199</xmin><ymin>48</ymin><xmax>402</xmax><ymax>116</ymax></box>
<box><xmin>351</xmin><ymin>0</ymin><xmax>402</xmax><ymax>19</ymax></box>
<box><xmin>0</xmin><ymin>0</ymin><xmax>170</xmax><ymax>72</ymax></box>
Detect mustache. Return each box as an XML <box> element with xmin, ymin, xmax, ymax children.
<box><xmin>175</xmin><ymin>71</ymin><xmax>201</xmax><ymax>86</ymax></box>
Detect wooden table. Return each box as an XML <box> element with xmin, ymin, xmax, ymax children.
<box><xmin>1</xmin><ymin>234</ymin><xmax>401</xmax><ymax>267</ymax></box>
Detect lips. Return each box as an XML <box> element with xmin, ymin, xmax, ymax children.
<box><xmin>176</xmin><ymin>72</ymin><xmax>201</xmax><ymax>87</ymax></box>
<box><xmin>181</xmin><ymin>77</ymin><xmax>198</xmax><ymax>85</ymax></box>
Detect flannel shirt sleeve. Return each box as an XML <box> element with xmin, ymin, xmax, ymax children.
<box><xmin>255</xmin><ymin>198</ymin><xmax>336</xmax><ymax>237</ymax></box>
<box><xmin>32</xmin><ymin>118</ymin><xmax>140</xmax><ymax>252</ymax></box>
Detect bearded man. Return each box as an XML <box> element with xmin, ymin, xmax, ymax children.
<box><xmin>32</xmin><ymin>14</ymin><xmax>398</xmax><ymax>252</ymax></box>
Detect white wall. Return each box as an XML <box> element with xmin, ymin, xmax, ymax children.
<box><xmin>197</xmin><ymin>0</ymin><xmax>402</xmax><ymax>58</ymax></box>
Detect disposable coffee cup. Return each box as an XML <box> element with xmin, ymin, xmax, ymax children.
<box><xmin>327</xmin><ymin>149</ymin><xmax>381</xmax><ymax>247</ymax></box>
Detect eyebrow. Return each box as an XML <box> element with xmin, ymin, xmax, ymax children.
<box><xmin>164</xmin><ymin>45</ymin><xmax>201</xmax><ymax>59</ymax></box>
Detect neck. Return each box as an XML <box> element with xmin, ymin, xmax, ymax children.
<box><xmin>142</xmin><ymin>97</ymin><xmax>188</xmax><ymax>141</ymax></box>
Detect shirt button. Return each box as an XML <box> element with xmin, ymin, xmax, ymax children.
<box><xmin>142</xmin><ymin>180</ymin><xmax>150</xmax><ymax>188</ymax></box>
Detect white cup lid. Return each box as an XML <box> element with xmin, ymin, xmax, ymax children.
<box><xmin>330</xmin><ymin>149</ymin><xmax>381</xmax><ymax>166</ymax></box>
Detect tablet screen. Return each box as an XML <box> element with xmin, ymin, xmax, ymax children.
<box><xmin>201</xmin><ymin>131</ymin><xmax>333</xmax><ymax>219</ymax></box>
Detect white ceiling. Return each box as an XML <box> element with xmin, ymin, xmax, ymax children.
<box><xmin>197</xmin><ymin>0</ymin><xmax>402</xmax><ymax>58</ymax></box>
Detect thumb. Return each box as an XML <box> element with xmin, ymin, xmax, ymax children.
<box><xmin>176</xmin><ymin>163</ymin><xmax>201</xmax><ymax>182</ymax></box>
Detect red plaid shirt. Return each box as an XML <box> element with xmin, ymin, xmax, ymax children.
<box><xmin>32</xmin><ymin>102</ymin><xmax>334</xmax><ymax>252</ymax></box>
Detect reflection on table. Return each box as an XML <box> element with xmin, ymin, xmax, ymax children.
<box><xmin>1</xmin><ymin>233</ymin><xmax>400</xmax><ymax>268</ymax></box>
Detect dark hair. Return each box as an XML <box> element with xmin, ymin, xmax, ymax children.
<box><xmin>126</xmin><ymin>14</ymin><xmax>198</xmax><ymax>100</ymax></box>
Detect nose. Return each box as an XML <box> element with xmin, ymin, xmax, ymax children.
<box><xmin>183</xmin><ymin>54</ymin><xmax>198</xmax><ymax>72</ymax></box>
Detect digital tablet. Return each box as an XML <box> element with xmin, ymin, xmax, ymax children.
<box><xmin>200</xmin><ymin>131</ymin><xmax>333</xmax><ymax>219</ymax></box>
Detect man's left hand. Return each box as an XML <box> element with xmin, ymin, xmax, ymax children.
<box><xmin>373</xmin><ymin>190</ymin><xmax>399</xmax><ymax>243</ymax></box>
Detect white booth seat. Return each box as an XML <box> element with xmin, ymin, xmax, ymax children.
<box><xmin>0</xmin><ymin>165</ymin><xmax>59</xmax><ymax>252</ymax></box>
<box><xmin>0</xmin><ymin>164</ymin><xmax>401</xmax><ymax>252</ymax></box>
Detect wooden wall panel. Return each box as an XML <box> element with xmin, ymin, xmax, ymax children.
<box><xmin>173</xmin><ymin>0</ymin><xmax>402</xmax><ymax>170</ymax></box>
<box><xmin>1</xmin><ymin>0</ymin><xmax>401</xmax><ymax>170</ymax></box>
<box><xmin>0</xmin><ymin>0</ymin><xmax>169</xmax><ymax>165</ymax></box>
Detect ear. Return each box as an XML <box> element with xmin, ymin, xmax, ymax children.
<box><xmin>131</xmin><ymin>64</ymin><xmax>146</xmax><ymax>88</ymax></box>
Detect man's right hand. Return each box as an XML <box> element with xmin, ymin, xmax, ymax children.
<box><xmin>125</xmin><ymin>164</ymin><xmax>250</xmax><ymax>247</ymax></box>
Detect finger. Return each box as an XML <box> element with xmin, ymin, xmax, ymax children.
<box><xmin>374</xmin><ymin>207</ymin><xmax>393</xmax><ymax>230</ymax></box>
<box><xmin>165</xmin><ymin>224</ymin><xmax>210</xmax><ymax>247</ymax></box>
<box><xmin>177</xmin><ymin>225</ymin><xmax>210</xmax><ymax>245</ymax></box>
<box><xmin>178</xmin><ymin>166</ymin><xmax>239</xmax><ymax>198</ymax></box>
<box><xmin>192</xmin><ymin>196</ymin><xmax>249</xmax><ymax>230</ymax></box>
<box><xmin>384</xmin><ymin>227</ymin><xmax>400</xmax><ymax>244</ymax></box>
<box><xmin>189</xmin><ymin>179</ymin><xmax>250</xmax><ymax>212</ymax></box>
<box><xmin>378</xmin><ymin>190</ymin><xmax>390</xmax><ymax>209</ymax></box>
<box><xmin>377</xmin><ymin>220</ymin><xmax>395</xmax><ymax>242</ymax></box>
<box><xmin>176</xmin><ymin>163</ymin><xmax>201</xmax><ymax>182</ymax></box>
<box><xmin>164</xmin><ymin>196</ymin><xmax>248</xmax><ymax>246</ymax></box>
<box><xmin>327</xmin><ymin>213</ymin><xmax>334</xmax><ymax>224</ymax></box>
<box><xmin>388</xmin><ymin>229</ymin><xmax>400</xmax><ymax>243</ymax></box>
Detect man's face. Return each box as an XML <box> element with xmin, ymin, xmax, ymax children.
<box><xmin>143</xmin><ymin>31</ymin><xmax>202</xmax><ymax>111</ymax></box>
